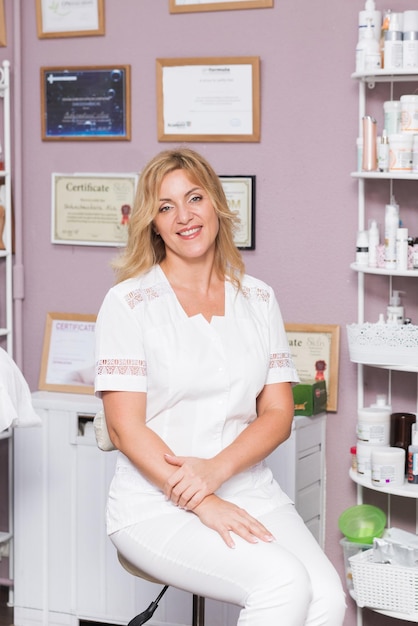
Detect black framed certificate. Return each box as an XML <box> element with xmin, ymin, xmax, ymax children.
<box><xmin>41</xmin><ymin>65</ymin><xmax>131</xmax><ymax>140</ymax></box>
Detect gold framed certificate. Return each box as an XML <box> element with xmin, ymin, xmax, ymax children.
<box><xmin>51</xmin><ymin>173</ymin><xmax>138</xmax><ymax>246</ymax></box>
<box><xmin>285</xmin><ymin>323</ymin><xmax>340</xmax><ymax>412</ymax></box>
<box><xmin>169</xmin><ymin>0</ymin><xmax>273</xmax><ymax>12</ymax></box>
<box><xmin>39</xmin><ymin>313</ymin><xmax>97</xmax><ymax>395</ymax></box>
<box><xmin>36</xmin><ymin>0</ymin><xmax>105</xmax><ymax>38</ymax></box>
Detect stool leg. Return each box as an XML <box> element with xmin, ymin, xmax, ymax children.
<box><xmin>192</xmin><ymin>595</ymin><xmax>205</xmax><ymax>626</ymax></box>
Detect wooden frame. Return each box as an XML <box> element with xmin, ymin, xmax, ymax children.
<box><xmin>39</xmin><ymin>312</ymin><xmax>97</xmax><ymax>395</ymax></box>
<box><xmin>0</xmin><ymin>0</ymin><xmax>6</xmax><ymax>47</ymax></box>
<box><xmin>51</xmin><ymin>172</ymin><xmax>138</xmax><ymax>246</ymax></box>
<box><xmin>219</xmin><ymin>175</ymin><xmax>255</xmax><ymax>249</ymax></box>
<box><xmin>169</xmin><ymin>0</ymin><xmax>273</xmax><ymax>13</ymax></box>
<box><xmin>156</xmin><ymin>56</ymin><xmax>260</xmax><ymax>142</ymax></box>
<box><xmin>41</xmin><ymin>65</ymin><xmax>131</xmax><ymax>141</ymax></box>
<box><xmin>36</xmin><ymin>0</ymin><xmax>105</xmax><ymax>38</ymax></box>
<box><xmin>285</xmin><ymin>323</ymin><xmax>340</xmax><ymax>412</ymax></box>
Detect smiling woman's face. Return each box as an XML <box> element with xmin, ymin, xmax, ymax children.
<box><xmin>153</xmin><ymin>168</ymin><xmax>220</xmax><ymax>263</ymax></box>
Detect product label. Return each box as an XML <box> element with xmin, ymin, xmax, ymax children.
<box><xmin>357</xmin><ymin>422</ymin><xmax>386</xmax><ymax>444</ymax></box>
<box><xmin>372</xmin><ymin>463</ymin><xmax>396</xmax><ymax>485</ymax></box>
<box><xmin>408</xmin><ymin>451</ymin><xmax>418</xmax><ymax>484</ymax></box>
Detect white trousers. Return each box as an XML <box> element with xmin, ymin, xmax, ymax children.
<box><xmin>111</xmin><ymin>502</ymin><xmax>346</xmax><ymax>626</ymax></box>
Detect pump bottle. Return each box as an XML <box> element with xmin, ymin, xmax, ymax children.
<box><xmin>359</xmin><ymin>0</ymin><xmax>382</xmax><ymax>42</ymax></box>
<box><xmin>356</xmin><ymin>19</ymin><xmax>382</xmax><ymax>73</ymax></box>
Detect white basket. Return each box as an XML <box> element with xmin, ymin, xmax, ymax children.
<box><xmin>349</xmin><ymin>549</ymin><xmax>418</xmax><ymax>614</ymax></box>
<box><xmin>346</xmin><ymin>323</ymin><xmax>418</xmax><ymax>367</ymax></box>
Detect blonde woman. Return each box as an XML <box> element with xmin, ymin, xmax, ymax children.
<box><xmin>95</xmin><ymin>148</ymin><xmax>346</xmax><ymax>625</ymax></box>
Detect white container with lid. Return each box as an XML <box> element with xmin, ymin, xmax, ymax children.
<box><xmin>403</xmin><ymin>10</ymin><xmax>418</xmax><ymax>33</ymax></box>
<box><xmin>357</xmin><ymin>407</ymin><xmax>391</xmax><ymax>446</ymax></box>
<box><xmin>356</xmin><ymin>441</ymin><xmax>372</xmax><ymax>477</ymax></box>
<box><xmin>384</xmin><ymin>30</ymin><xmax>403</xmax><ymax>70</ymax></box>
<box><xmin>401</xmin><ymin>95</ymin><xmax>418</xmax><ymax>133</ymax></box>
<box><xmin>403</xmin><ymin>32</ymin><xmax>418</xmax><ymax>69</ymax></box>
<box><xmin>371</xmin><ymin>446</ymin><xmax>405</xmax><ymax>487</ymax></box>
<box><xmin>389</xmin><ymin>133</ymin><xmax>413</xmax><ymax>171</ymax></box>
<box><xmin>384</xmin><ymin>101</ymin><xmax>401</xmax><ymax>136</ymax></box>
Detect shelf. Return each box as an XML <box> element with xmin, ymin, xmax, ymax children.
<box><xmin>349</xmin><ymin>361</ymin><xmax>418</xmax><ymax>373</ymax></box>
<box><xmin>349</xmin><ymin>590</ymin><xmax>418</xmax><ymax>622</ymax></box>
<box><xmin>349</xmin><ymin>467</ymin><xmax>418</xmax><ymax>499</ymax></box>
<box><xmin>352</xmin><ymin>70</ymin><xmax>418</xmax><ymax>83</ymax></box>
<box><xmin>350</xmin><ymin>262</ymin><xmax>418</xmax><ymax>277</ymax></box>
<box><xmin>351</xmin><ymin>171</ymin><xmax>418</xmax><ymax>180</ymax></box>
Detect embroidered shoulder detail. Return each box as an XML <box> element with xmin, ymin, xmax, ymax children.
<box><xmin>125</xmin><ymin>282</ymin><xmax>172</xmax><ymax>309</ymax></box>
<box><xmin>241</xmin><ymin>286</ymin><xmax>270</xmax><ymax>302</ymax></box>
<box><xmin>97</xmin><ymin>358</ymin><xmax>147</xmax><ymax>376</ymax></box>
<box><xmin>269</xmin><ymin>352</ymin><xmax>294</xmax><ymax>369</ymax></box>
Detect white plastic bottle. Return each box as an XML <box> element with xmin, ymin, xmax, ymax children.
<box><xmin>358</xmin><ymin>0</ymin><xmax>382</xmax><ymax>42</ymax></box>
<box><xmin>384</xmin><ymin>12</ymin><xmax>403</xmax><ymax>70</ymax></box>
<box><xmin>396</xmin><ymin>227</ymin><xmax>409</xmax><ymax>271</ymax></box>
<box><xmin>356</xmin><ymin>18</ymin><xmax>382</xmax><ymax>72</ymax></box>
<box><xmin>368</xmin><ymin>219</ymin><xmax>380</xmax><ymax>267</ymax></box>
<box><xmin>378</xmin><ymin>129</ymin><xmax>389</xmax><ymax>172</ymax></box>
<box><xmin>384</xmin><ymin>197</ymin><xmax>399</xmax><ymax>269</ymax></box>
<box><xmin>356</xmin><ymin>230</ymin><xmax>369</xmax><ymax>266</ymax></box>
<box><xmin>387</xmin><ymin>290</ymin><xmax>404</xmax><ymax>325</ymax></box>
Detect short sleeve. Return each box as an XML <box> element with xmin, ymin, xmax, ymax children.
<box><xmin>94</xmin><ymin>287</ymin><xmax>148</xmax><ymax>396</ymax></box>
<box><xmin>266</xmin><ymin>289</ymin><xmax>299</xmax><ymax>385</ymax></box>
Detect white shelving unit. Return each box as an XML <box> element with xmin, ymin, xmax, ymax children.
<box><xmin>350</xmin><ymin>68</ymin><xmax>418</xmax><ymax>625</ymax></box>
<box><xmin>0</xmin><ymin>59</ymin><xmax>13</xmax><ymax>588</ymax></box>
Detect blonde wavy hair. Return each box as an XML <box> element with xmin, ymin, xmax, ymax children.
<box><xmin>112</xmin><ymin>148</ymin><xmax>245</xmax><ymax>289</ymax></box>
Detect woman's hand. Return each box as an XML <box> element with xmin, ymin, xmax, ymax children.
<box><xmin>163</xmin><ymin>454</ymin><xmax>224</xmax><ymax>509</ymax></box>
<box><xmin>193</xmin><ymin>494</ymin><xmax>275</xmax><ymax>548</ymax></box>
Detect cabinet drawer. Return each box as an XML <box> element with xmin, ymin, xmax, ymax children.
<box><xmin>296</xmin><ymin>450</ymin><xmax>321</xmax><ymax>491</ymax></box>
<box><xmin>296</xmin><ymin>419</ymin><xmax>323</xmax><ymax>454</ymax></box>
<box><xmin>296</xmin><ymin>482</ymin><xmax>321</xmax><ymax>522</ymax></box>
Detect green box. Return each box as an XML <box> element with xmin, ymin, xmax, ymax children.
<box><xmin>292</xmin><ymin>380</ymin><xmax>327</xmax><ymax>416</ymax></box>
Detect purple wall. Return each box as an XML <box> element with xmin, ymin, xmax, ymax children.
<box><xmin>1</xmin><ymin>1</ymin><xmax>417</xmax><ymax>624</ymax></box>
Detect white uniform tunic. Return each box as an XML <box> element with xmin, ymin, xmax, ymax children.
<box><xmin>95</xmin><ymin>265</ymin><xmax>299</xmax><ymax>535</ymax></box>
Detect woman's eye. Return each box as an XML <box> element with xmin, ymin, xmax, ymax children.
<box><xmin>190</xmin><ymin>194</ymin><xmax>202</xmax><ymax>203</ymax></box>
<box><xmin>159</xmin><ymin>204</ymin><xmax>172</xmax><ymax>213</ymax></box>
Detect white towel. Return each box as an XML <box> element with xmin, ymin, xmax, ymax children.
<box><xmin>0</xmin><ymin>348</ymin><xmax>41</xmax><ymax>431</ymax></box>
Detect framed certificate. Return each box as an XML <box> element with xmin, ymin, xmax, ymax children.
<box><xmin>0</xmin><ymin>0</ymin><xmax>6</xmax><ymax>47</ymax></box>
<box><xmin>39</xmin><ymin>312</ymin><xmax>97</xmax><ymax>395</ymax></box>
<box><xmin>36</xmin><ymin>0</ymin><xmax>105</xmax><ymax>38</ymax></box>
<box><xmin>219</xmin><ymin>175</ymin><xmax>255</xmax><ymax>249</ymax></box>
<box><xmin>169</xmin><ymin>0</ymin><xmax>273</xmax><ymax>12</ymax></box>
<box><xmin>51</xmin><ymin>173</ymin><xmax>138</xmax><ymax>246</ymax></box>
<box><xmin>156</xmin><ymin>56</ymin><xmax>260</xmax><ymax>142</ymax></box>
<box><xmin>285</xmin><ymin>323</ymin><xmax>340</xmax><ymax>412</ymax></box>
<box><xmin>41</xmin><ymin>65</ymin><xmax>131</xmax><ymax>141</ymax></box>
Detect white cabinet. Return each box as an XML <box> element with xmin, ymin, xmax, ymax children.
<box><xmin>0</xmin><ymin>59</ymin><xmax>13</xmax><ymax>586</ymax></box>
<box><xmin>349</xmin><ymin>68</ymin><xmax>418</xmax><ymax>625</ymax></box>
<box><xmin>13</xmin><ymin>392</ymin><xmax>325</xmax><ymax>626</ymax></box>
<box><xmin>267</xmin><ymin>413</ymin><xmax>326</xmax><ymax>547</ymax></box>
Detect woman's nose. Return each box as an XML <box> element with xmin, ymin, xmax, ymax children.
<box><xmin>176</xmin><ymin>204</ymin><xmax>193</xmax><ymax>223</ymax></box>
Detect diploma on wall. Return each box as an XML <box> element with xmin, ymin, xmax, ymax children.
<box><xmin>157</xmin><ymin>57</ymin><xmax>260</xmax><ymax>142</ymax></box>
<box><xmin>51</xmin><ymin>173</ymin><xmax>138</xmax><ymax>246</ymax></box>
